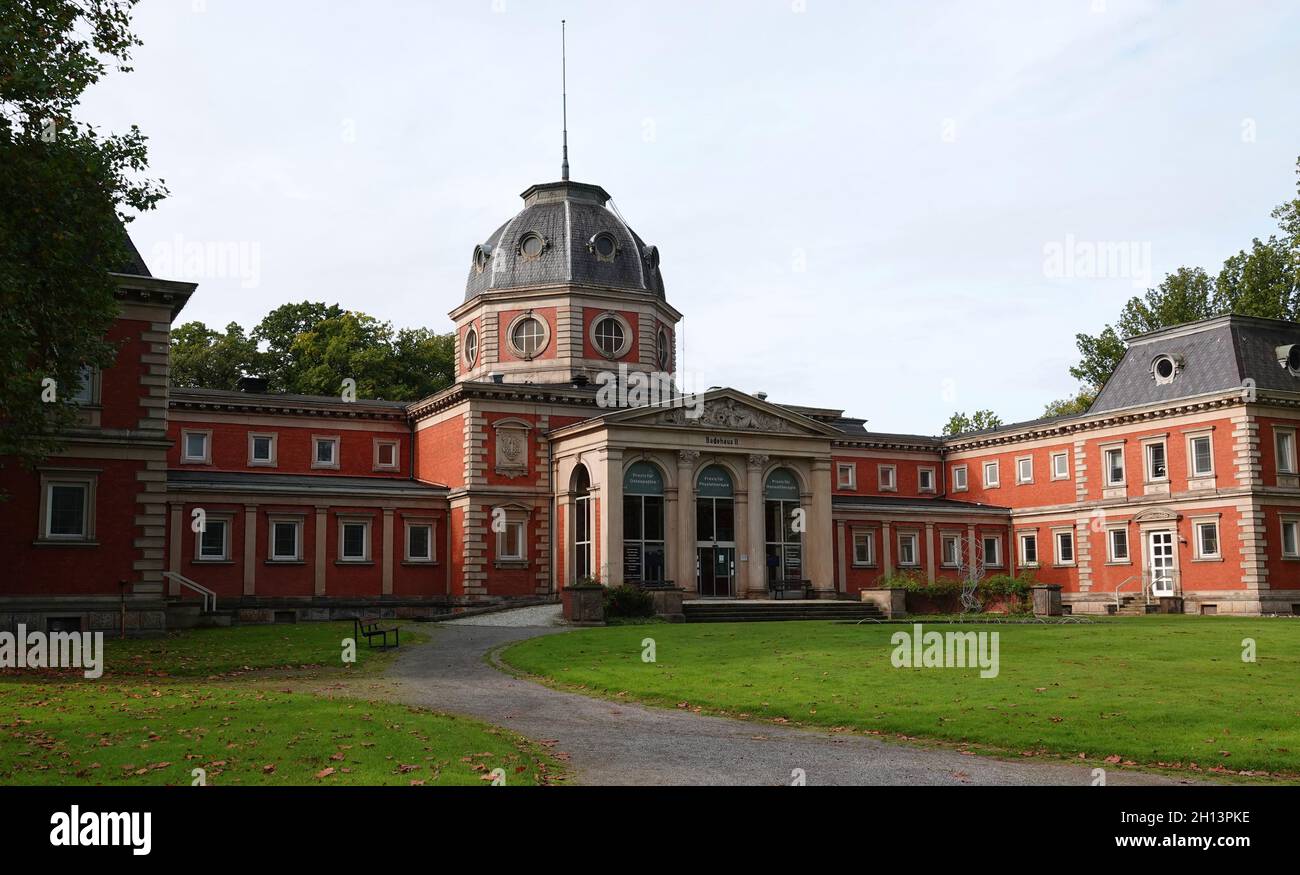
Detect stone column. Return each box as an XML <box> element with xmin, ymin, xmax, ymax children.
<box><xmin>314</xmin><ymin>506</ymin><xmax>327</xmax><ymax>596</ymax></box>
<box><xmin>243</xmin><ymin>504</ymin><xmax>258</xmax><ymax>596</ymax></box>
<box><xmin>807</xmin><ymin>458</ymin><xmax>835</xmax><ymax>597</ymax></box>
<box><xmin>556</xmin><ymin>490</ymin><xmax>574</xmax><ymax>587</ymax></box>
<box><xmin>168</xmin><ymin>502</ymin><xmax>183</xmax><ymax>594</ymax></box>
<box><xmin>882</xmin><ymin>521</ymin><xmax>893</xmax><ymax>576</ymax></box>
<box><xmin>677</xmin><ymin>450</ymin><xmax>699</xmax><ymax>594</ymax></box>
<box><xmin>747</xmin><ymin>454</ymin><xmax>768</xmax><ymax>598</ymax></box>
<box><xmin>834</xmin><ymin>519</ymin><xmax>846</xmax><ymax>594</ymax></box>
<box><xmin>599</xmin><ymin>447</ymin><xmax>624</xmax><ymax>586</ymax></box>
<box><xmin>664</xmin><ymin>482</ymin><xmax>679</xmax><ymax>588</ymax></box>
<box><xmin>924</xmin><ymin>522</ymin><xmax>936</xmax><ymax>583</ymax></box>
<box><xmin>381</xmin><ymin>508</ymin><xmax>395</xmax><ymax>596</ymax></box>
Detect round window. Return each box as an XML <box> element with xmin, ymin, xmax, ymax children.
<box><xmin>594</xmin><ymin>317</ymin><xmax>625</xmax><ymax>358</ymax></box>
<box><xmin>644</xmin><ymin>244</ymin><xmax>660</xmax><ymax>271</ymax></box>
<box><xmin>1288</xmin><ymin>346</ymin><xmax>1300</xmax><ymax>372</ymax></box>
<box><xmin>656</xmin><ymin>328</ymin><xmax>670</xmax><ymax>369</ymax></box>
<box><xmin>511</xmin><ymin>316</ymin><xmax>546</xmax><ymax>358</ymax></box>
<box><xmin>472</xmin><ymin>244</ymin><xmax>491</xmax><ymax>273</ymax></box>
<box><xmin>590</xmin><ymin>232</ymin><xmax>618</xmax><ymax>261</ymax></box>
<box><xmin>519</xmin><ymin>232</ymin><xmax>546</xmax><ymax>259</ymax></box>
<box><xmin>464</xmin><ymin>328</ymin><xmax>478</xmax><ymax>366</ymax></box>
<box><xmin>1153</xmin><ymin>355</ymin><xmax>1178</xmax><ymax>383</ymax></box>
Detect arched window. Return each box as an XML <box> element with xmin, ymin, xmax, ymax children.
<box><xmin>695</xmin><ymin>464</ymin><xmax>736</xmax><ymax>597</ymax></box>
<box><xmin>572</xmin><ymin>465</ymin><xmax>592</xmax><ymax>582</ymax></box>
<box><xmin>623</xmin><ymin>462</ymin><xmax>665</xmax><ymax>583</ymax></box>
<box><xmin>764</xmin><ymin>468</ymin><xmax>803</xmax><ymax>584</ymax></box>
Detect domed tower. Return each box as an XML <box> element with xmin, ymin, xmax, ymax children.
<box><xmin>448</xmin><ymin>179</ymin><xmax>682</xmax><ymax>385</ymax></box>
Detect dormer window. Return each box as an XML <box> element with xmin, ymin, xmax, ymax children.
<box><xmin>1151</xmin><ymin>354</ymin><xmax>1181</xmax><ymax>385</ymax></box>
<box><xmin>589</xmin><ymin>232</ymin><xmax>618</xmax><ymax>261</ymax></box>
<box><xmin>518</xmin><ymin>232</ymin><xmax>547</xmax><ymax>259</ymax></box>
<box><xmin>472</xmin><ymin>244</ymin><xmax>492</xmax><ymax>273</ymax></box>
<box><xmin>1277</xmin><ymin>344</ymin><xmax>1300</xmax><ymax>376</ymax></box>
<box><xmin>644</xmin><ymin>244</ymin><xmax>660</xmax><ymax>271</ymax></box>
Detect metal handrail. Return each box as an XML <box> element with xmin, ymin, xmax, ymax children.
<box><xmin>1145</xmin><ymin>568</ymin><xmax>1180</xmax><ymax>600</ymax></box>
<box><xmin>162</xmin><ymin>572</ymin><xmax>217</xmax><ymax>613</ymax></box>
<box><xmin>1113</xmin><ymin>574</ymin><xmax>1143</xmax><ymax>610</ymax></box>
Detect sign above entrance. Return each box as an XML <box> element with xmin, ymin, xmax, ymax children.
<box><xmin>764</xmin><ymin>468</ymin><xmax>801</xmax><ymax>500</ymax></box>
<box><xmin>697</xmin><ymin>464</ymin><xmax>734</xmax><ymax>497</ymax></box>
<box><xmin>624</xmin><ymin>462</ymin><xmax>664</xmax><ymax>496</ymax></box>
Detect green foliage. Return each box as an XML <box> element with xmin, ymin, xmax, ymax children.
<box><xmin>169</xmin><ymin>301</ymin><xmax>456</xmax><ymax>401</ymax></box>
<box><xmin>0</xmin><ymin>0</ymin><xmax>164</xmax><ymax>468</ymax></box>
<box><xmin>879</xmin><ymin>570</ymin><xmax>1034</xmax><ymax>600</ymax></box>
<box><xmin>941</xmin><ymin>409</ymin><xmax>1004</xmax><ymax>436</ymax></box>
<box><xmin>602</xmin><ymin>584</ymin><xmax>654</xmax><ymax>619</ymax></box>
<box><xmin>1042</xmin><ymin>392</ymin><xmax>1094</xmax><ymax>418</ymax></box>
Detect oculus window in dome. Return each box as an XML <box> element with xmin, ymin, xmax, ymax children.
<box><xmin>589</xmin><ymin>231</ymin><xmax>618</xmax><ymax>262</ymax></box>
<box><xmin>472</xmin><ymin>245</ymin><xmax>491</xmax><ymax>273</ymax></box>
<box><xmin>519</xmin><ymin>232</ymin><xmax>548</xmax><ymax>259</ymax></box>
<box><xmin>1151</xmin><ymin>354</ymin><xmax>1181</xmax><ymax>385</ymax></box>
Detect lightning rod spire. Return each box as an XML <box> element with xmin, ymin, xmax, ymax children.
<box><xmin>561</xmin><ymin>20</ymin><xmax>570</xmax><ymax>181</ymax></box>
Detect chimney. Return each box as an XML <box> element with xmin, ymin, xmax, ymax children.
<box><xmin>237</xmin><ymin>375</ymin><xmax>268</xmax><ymax>393</ymax></box>
<box><xmin>755</xmin><ymin>391</ymin><xmax>768</xmax><ymax>401</ymax></box>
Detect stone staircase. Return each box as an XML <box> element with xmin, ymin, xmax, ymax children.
<box><xmin>1111</xmin><ymin>595</ymin><xmax>1155</xmax><ymax>617</ymax></box>
<box><xmin>683</xmin><ymin>599</ymin><xmax>885</xmax><ymax>623</ymax></box>
<box><xmin>164</xmin><ymin>600</ymin><xmax>235</xmax><ymax>629</ymax></box>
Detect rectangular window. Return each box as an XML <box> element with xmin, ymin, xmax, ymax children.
<box><xmin>406</xmin><ymin>522</ymin><xmax>434</xmax><ymax>562</ymax></box>
<box><xmin>852</xmin><ymin>531</ymin><xmax>874</xmax><ymax>566</ymax></box>
<box><xmin>1055</xmin><ymin>530</ymin><xmax>1075</xmax><ymax>565</ymax></box>
<box><xmin>940</xmin><ymin>534</ymin><xmax>960</xmax><ymax>567</ymax></box>
<box><xmin>952</xmin><ymin>465</ymin><xmax>968</xmax><ymax>491</ymax></box>
<box><xmin>47</xmin><ymin>484</ymin><xmax>88</xmax><ymax>538</ymax></box>
<box><xmin>270</xmin><ymin>520</ymin><xmax>302</xmax><ymax>561</ymax></box>
<box><xmin>1145</xmin><ymin>441</ymin><xmax>1168</xmax><ymax>481</ymax></box>
<box><xmin>70</xmin><ymin>365</ymin><xmax>97</xmax><ymax>405</ymax></box>
<box><xmin>1194</xmin><ymin>520</ymin><xmax>1220</xmax><ymax>559</ymax></box>
<box><xmin>374</xmin><ymin>439</ymin><xmax>400</xmax><ymax>472</ymax></box>
<box><xmin>1016</xmin><ymin>457</ymin><xmax>1033</xmax><ymax>484</ymax></box>
<box><xmin>1108</xmin><ymin>527</ymin><xmax>1129</xmax><ymax>562</ymax></box>
<box><xmin>182</xmin><ymin>430</ymin><xmax>210</xmax><ymax>463</ymax></box>
<box><xmin>339</xmin><ymin>520</ymin><xmax>370</xmax><ymax>562</ymax></box>
<box><xmin>198</xmin><ymin>518</ymin><xmax>229</xmax><ymax>561</ymax></box>
<box><xmin>897</xmin><ymin>532</ymin><xmax>918</xmax><ymax>566</ymax></box>
<box><xmin>1283</xmin><ymin>519</ymin><xmax>1300</xmax><ymax>558</ymax></box>
<box><xmin>983</xmin><ymin>460</ymin><xmax>999</xmax><ymax>488</ymax></box>
<box><xmin>837</xmin><ymin>463</ymin><xmax>856</xmax><ymax>490</ymax></box>
<box><xmin>248</xmin><ymin>433</ymin><xmax>276</xmax><ymax>466</ymax></box>
<box><xmin>918</xmin><ymin>467</ymin><xmax>936</xmax><ymax>493</ymax></box>
<box><xmin>1189</xmin><ymin>435</ymin><xmax>1214</xmax><ymax>477</ymax></box>
<box><xmin>499</xmin><ymin>520</ymin><xmax>526</xmax><ymax>561</ymax></box>
<box><xmin>1018</xmin><ymin>532</ymin><xmax>1038</xmax><ymax>566</ymax></box>
<box><xmin>313</xmin><ymin>436</ymin><xmax>340</xmax><ymax>469</ymax></box>
<box><xmin>1277</xmin><ymin>430</ymin><xmax>1296</xmax><ymax>475</ymax></box>
<box><xmin>1104</xmin><ymin>447</ymin><xmax>1125</xmax><ymax>486</ymax></box>
<box><xmin>1051</xmin><ymin>452</ymin><xmax>1069</xmax><ymax>480</ymax></box>
<box><xmin>878</xmin><ymin>465</ymin><xmax>896</xmax><ymax>491</ymax></box>
<box><xmin>982</xmin><ymin>535</ymin><xmax>1002</xmax><ymax>567</ymax></box>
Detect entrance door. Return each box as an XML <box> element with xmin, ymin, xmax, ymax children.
<box><xmin>1148</xmin><ymin>530</ymin><xmax>1176</xmax><ymax>596</ymax></box>
<box><xmin>697</xmin><ymin>546</ymin><xmax>735</xmax><ymax>598</ymax></box>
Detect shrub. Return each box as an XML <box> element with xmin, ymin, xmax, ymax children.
<box><xmin>603</xmin><ymin>584</ymin><xmax>654</xmax><ymax>619</ymax></box>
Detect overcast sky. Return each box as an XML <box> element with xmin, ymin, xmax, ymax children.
<box><xmin>80</xmin><ymin>0</ymin><xmax>1300</xmax><ymax>434</ymax></box>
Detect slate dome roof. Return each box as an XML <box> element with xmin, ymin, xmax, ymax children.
<box><xmin>464</xmin><ymin>180</ymin><xmax>665</xmax><ymax>302</ymax></box>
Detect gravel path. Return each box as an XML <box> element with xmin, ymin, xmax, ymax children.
<box><xmin>390</xmin><ymin>611</ymin><xmax>1201</xmax><ymax>786</ymax></box>
<box><xmin>440</xmin><ymin>604</ymin><xmax>564</xmax><ymax>628</ymax></box>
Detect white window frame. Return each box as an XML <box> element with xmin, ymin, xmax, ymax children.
<box><xmin>248</xmin><ymin>432</ymin><xmax>277</xmax><ymax>467</ymax></box>
<box><xmin>498</xmin><ymin>519</ymin><xmax>527</xmax><ymax>562</ymax></box>
<box><xmin>837</xmin><ymin>463</ymin><xmax>857</xmax><ymax>490</ymax></box>
<box><xmin>268</xmin><ymin>516</ymin><xmax>304</xmax><ymax>562</ymax></box>
<box><xmin>1186</xmin><ymin>431</ymin><xmax>1214</xmax><ymax>479</ymax></box>
<box><xmin>951</xmin><ymin>464</ymin><xmax>968</xmax><ymax>492</ymax></box>
<box><xmin>851</xmin><ymin>530</ymin><xmax>875</xmax><ymax>567</ymax></box>
<box><xmin>338</xmin><ymin>517</ymin><xmax>373</xmax><ymax>563</ymax></box>
<box><xmin>981</xmin><ymin>534</ymin><xmax>1003</xmax><ymax>568</ymax></box>
<box><xmin>1282</xmin><ymin>516</ymin><xmax>1300</xmax><ymax>559</ymax></box>
<box><xmin>1191</xmin><ymin>516</ymin><xmax>1222</xmax><ymax>561</ymax></box>
<box><xmin>1106</xmin><ymin>526</ymin><xmax>1130</xmax><ymax>563</ymax></box>
<box><xmin>374</xmin><ymin>438</ymin><xmax>400</xmax><ymax>472</ymax></box>
<box><xmin>982</xmin><ymin>460</ymin><xmax>1000</xmax><ymax>489</ymax></box>
<box><xmin>70</xmin><ymin>364</ymin><xmax>101</xmax><ymax>406</ymax></box>
<box><xmin>1103</xmin><ymin>445</ymin><xmax>1126</xmax><ymax>487</ymax></box>
<box><xmin>1143</xmin><ymin>438</ymin><xmax>1169</xmax><ymax>483</ymax></box>
<box><xmin>181</xmin><ymin>429</ymin><xmax>212</xmax><ymax>465</ymax></box>
<box><xmin>940</xmin><ymin>533</ymin><xmax>961</xmax><ymax>568</ymax></box>
<box><xmin>1050</xmin><ymin>451</ymin><xmax>1069</xmax><ymax>481</ymax></box>
<box><xmin>896</xmin><ymin>531</ymin><xmax>919</xmax><ymax>567</ymax></box>
<box><xmin>918</xmin><ymin>466</ymin><xmax>936</xmax><ymax>493</ymax></box>
<box><xmin>404</xmin><ymin>519</ymin><xmax>437</xmax><ymax>563</ymax></box>
<box><xmin>1017</xmin><ymin>531</ymin><xmax>1038</xmax><ymax>567</ymax></box>
<box><xmin>1053</xmin><ymin>527</ymin><xmax>1075</xmax><ymax>566</ymax></box>
<box><xmin>1015</xmin><ymin>456</ymin><xmax>1033</xmax><ymax>485</ymax></box>
<box><xmin>38</xmin><ymin>470</ymin><xmax>98</xmax><ymax>542</ymax></box>
<box><xmin>195</xmin><ymin>514</ymin><xmax>233</xmax><ymax>562</ymax></box>
<box><xmin>877</xmin><ymin>464</ymin><xmax>897</xmax><ymax>492</ymax></box>
<box><xmin>312</xmin><ymin>435</ymin><xmax>341</xmax><ymax>470</ymax></box>
<box><xmin>1276</xmin><ymin>428</ymin><xmax>1297</xmax><ymax>476</ymax></box>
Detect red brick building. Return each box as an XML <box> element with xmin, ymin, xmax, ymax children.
<box><xmin>5</xmin><ymin>176</ymin><xmax>1300</xmax><ymax>630</ymax></box>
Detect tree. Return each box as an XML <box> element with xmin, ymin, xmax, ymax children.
<box><xmin>0</xmin><ymin>0</ymin><xmax>164</xmax><ymax>468</ymax></box>
<box><xmin>942</xmin><ymin>409</ymin><xmax>1003</xmax><ymax>436</ymax></box>
<box><xmin>170</xmin><ymin>321</ymin><xmax>260</xmax><ymax>390</ymax></box>
<box><xmin>1042</xmin><ymin>394</ymin><xmax>1094</xmax><ymax>418</ymax></box>
<box><xmin>251</xmin><ymin>301</ymin><xmax>343</xmax><ymax>393</ymax></box>
<box><xmin>1212</xmin><ymin>236</ymin><xmax>1297</xmax><ymax>319</ymax></box>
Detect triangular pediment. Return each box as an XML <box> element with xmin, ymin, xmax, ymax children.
<box><xmin>601</xmin><ymin>389</ymin><xmax>842</xmax><ymax>437</ymax></box>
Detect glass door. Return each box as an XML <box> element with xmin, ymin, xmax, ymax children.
<box><xmin>1148</xmin><ymin>530</ymin><xmax>1175</xmax><ymax>596</ymax></box>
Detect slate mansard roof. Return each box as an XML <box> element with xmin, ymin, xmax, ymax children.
<box><xmin>463</xmin><ymin>180</ymin><xmax>665</xmax><ymax>301</ymax></box>
<box><xmin>1090</xmin><ymin>315</ymin><xmax>1300</xmax><ymax>414</ymax></box>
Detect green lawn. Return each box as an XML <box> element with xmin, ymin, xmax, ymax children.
<box><xmin>501</xmin><ymin>616</ymin><xmax>1300</xmax><ymax>778</ymax></box>
<box><xmin>0</xmin><ymin>622</ymin><xmax>563</xmax><ymax>786</ymax></box>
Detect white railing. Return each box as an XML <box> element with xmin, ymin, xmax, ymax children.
<box><xmin>1145</xmin><ymin>568</ymin><xmax>1180</xmax><ymax>600</ymax></box>
<box><xmin>1113</xmin><ymin>574</ymin><xmax>1144</xmax><ymax>611</ymax></box>
<box><xmin>162</xmin><ymin>572</ymin><xmax>217</xmax><ymax>613</ymax></box>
